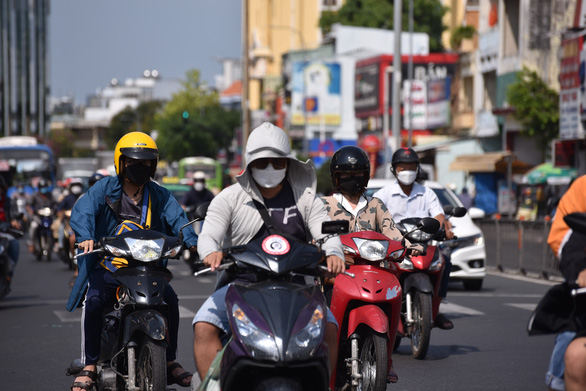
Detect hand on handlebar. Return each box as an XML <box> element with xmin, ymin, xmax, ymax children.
<box><xmin>326</xmin><ymin>255</ymin><xmax>346</xmax><ymax>275</ymax></box>
<box><xmin>577</xmin><ymin>269</ymin><xmax>586</xmax><ymax>288</ymax></box>
<box><xmin>78</xmin><ymin>240</ymin><xmax>95</xmax><ymax>254</ymax></box>
<box><xmin>444</xmin><ymin>220</ymin><xmax>455</xmax><ymax>240</ymax></box>
<box><xmin>203</xmin><ymin>251</ymin><xmax>223</xmax><ymax>272</ymax></box>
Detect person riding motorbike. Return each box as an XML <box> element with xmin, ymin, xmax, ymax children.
<box><xmin>373</xmin><ymin>147</ymin><xmax>455</xmax><ymax>330</ymax></box>
<box><xmin>55</xmin><ymin>178</ymin><xmax>84</xmax><ymax>285</ymax></box>
<box><xmin>192</xmin><ymin>122</ymin><xmax>346</xmax><ymax>384</ymax></box>
<box><xmin>26</xmin><ymin>178</ymin><xmax>54</xmax><ymax>255</ymax></box>
<box><xmin>87</xmin><ymin>172</ymin><xmax>105</xmax><ymax>188</ymax></box>
<box><xmin>180</xmin><ymin>171</ymin><xmax>215</xmax><ymax>220</ymax></box>
<box><xmin>0</xmin><ymin>176</ymin><xmax>21</xmax><ymax>294</ymax></box>
<box><xmin>68</xmin><ymin>132</ymin><xmax>198</xmax><ymax>391</ymax></box>
<box><xmin>320</xmin><ymin>145</ymin><xmax>420</xmax><ymax>384</ymax></box>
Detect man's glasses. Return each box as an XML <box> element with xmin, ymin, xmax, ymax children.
<box><xmin>250</xmin><ymin>158</ymin><xmax>287</xmax><ymax>170</ymax></box>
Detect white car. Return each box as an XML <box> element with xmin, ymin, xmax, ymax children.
<box><xmin>366</xmin><ymin>178</ymin><xmax>487</xmax><ymax>290</ymax></box>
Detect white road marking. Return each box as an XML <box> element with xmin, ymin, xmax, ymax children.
<box><xmin>440</xmin><ymin>301</ymin><xmax>484</xmax><ymax>316</ymax></box>
<box><xmin>505</xmin><ymin>303</ymin><xmax>537</xmax><ymax>311</ymax></box>
<box><xmin>54</xmin><ymin>305</ymin><xmax>196</xmax><ymax>322</ymax></box>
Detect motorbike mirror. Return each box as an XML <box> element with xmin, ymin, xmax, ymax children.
<box><xmin>321</xmin><ymin>220</ymin><xmax>350</xmax><ymax>235</ymax></box>
<box><xmin>450</xmin><ymin>207</ymin><xmax>467</xmax><ymax>218</ymax></box>
<box><xmin>443</xmin><ymin>205</ymin><xmax>454</xmax><ymax>215</ymax></box>
<box><xmin>418</xmin><ymin>217</ymin><xmax>441</xmax><ymax>234</ymax></box>
<box><xmin>193</xmin><ymin>201</ymin><xmax>210</xmax><ymax>221</ymax></box>
<box><xmin>563</xmin><ymin>213</ymin><xmax>586</xmax><ymax>235</ymax></box>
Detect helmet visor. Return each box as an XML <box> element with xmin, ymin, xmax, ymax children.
<box><xmin>120</xmin><ymin>147</ymin><xmax>158</xmax><ymax>161</ymax></box>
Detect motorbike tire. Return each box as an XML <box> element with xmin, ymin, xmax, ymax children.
<box><xmin>359</xmin><ymin>332</ymin><xmax>387</xmax><ymax>391</ymax></box>
<box><xmin>393</xmin><ymin>335</ymin><xmax>401</xmax><ymax>351</ymax></box>
<box><xmin>136</xmin><ymin>340</ymin><xmax>166</xmax><ymax>391</ymax></box>
<box><xmin>0</xmin><ymin>261</ymin><xmax>9</xmax><ymax>300</ymax></box>
<box><xmin>410</xmin><ymin>291</ymin><xmax>432</xmax><ymax>360</ymax></box>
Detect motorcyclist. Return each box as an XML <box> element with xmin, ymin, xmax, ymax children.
<box><xmin>321</xmin><ymin>145</ymin><xmax>419</xmax><ymax>383</ymax></box>
<box><xmin>68</xmin><ymin>132</ymin><xmax>198</xmax><ymax>391</ymax></box>
<box><xmin>55</xmin><ymin>178</ymin><xmax>84</xmax><ymax>285</ymax></box>
<box><xmin>373</xmin><ymin>147</ymin><xmax>455</xmax><ymax>330</ymax></box>
<box><xmin>180</xmin><ymin>171</ymin><xmax>214</xmax><ymax>220</ymax></box>
<box><xmin>87</xmin><ymin>172</ymin><xmax>105</xmax><ymax>188</ymax></box>
<box><xmin>26</xmin><ymin>178</ymin><xmax>54</xmax><ymax>255</ymax></box>
<box><xmin>0</xmin><ymin>176</ymin><xmax>21</xmax><ymax>294</ymax></box>
<box><xmin>192</xmin><ymin>122</ymin><xmax>346</xmax><ymax>383</ymax></box>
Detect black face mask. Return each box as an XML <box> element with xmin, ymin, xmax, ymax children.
<box><xmin>125</xmin><ymin>164</ymin><xmax>151</xmax><ymax>186</ymax></box>
<box><xmin>338</xmin><ymin>177</ymin><xmax>364</xmax><ymax>197</ymax></box>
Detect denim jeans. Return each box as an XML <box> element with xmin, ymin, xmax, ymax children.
<box><xmin>546</xmin><ymin>331</ymin><xmax>577</xmax><ymax>390</ymax></box>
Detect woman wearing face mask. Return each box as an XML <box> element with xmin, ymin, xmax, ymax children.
<box><xmin>373</xmin><ymin>147</ymin><xmax>455</xmax><ymax>330</ymax></box>
<box><xmin>55</xmin><ymin>178</ymin><xmax>84</xmax><ymax>283</ymax></box>
<box><xmin>180</xmin><ymin>171</ymin><xmax>215</xmax><ymax>220</ymax></box>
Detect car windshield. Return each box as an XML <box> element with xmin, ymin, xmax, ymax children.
<box><xmin>430</xmin><ymin>187</ymin><xmax>460</xmax><ymax>208</ymax></box>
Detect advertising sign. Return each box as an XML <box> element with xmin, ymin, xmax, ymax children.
<box><xmin>403</xmin><ymin>80</ymin><xmax>427</xmax><ymax>129</ymax></box>
<box><xmin>291</xmin><ymin>62</ymin><xmax>341</xmax><ymax>126</ymax></box>
<box><xmin>354</xmin><ymin>63</ymin><xmax>380</xmax><ymax>114</ymax></box>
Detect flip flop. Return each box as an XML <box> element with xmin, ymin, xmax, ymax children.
<box><xmin>167</xmin><ymin>362</ymin><xmax>193</xmax><ymax>387</ymax></box>
<box><xmin>387</xmin><ymin>367</ymin><xmax>399</xmax><ymax>383</ymax></box>
<box><xmin>70</xmin><ymin>369</ymin><xmax>97</xmax><ymax>390</ymax></box>
<box><xmin>434</xmin><ymin>313</ymin><xmax>454</xmax><ymax>330</ymax></box>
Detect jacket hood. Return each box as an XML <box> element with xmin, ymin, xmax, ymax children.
<box><xmin>237</xmin><ymin>122</ymin><xmax>316</xmax><ymax>200</ymax></box>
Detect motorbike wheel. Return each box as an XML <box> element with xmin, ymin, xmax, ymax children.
<box><xmin>358</xmin><ymin>332</ymin><xmax>387</xmax><ymax>391</ymax></box>
<box><xmin>136</xmin><ymin>340</ymin><xmax>166</xmax><ymax>391</ymax></box>
<box><xmin>410</xmin><ymin>291</ymin><xmax>432</xmax><ymax>360</ymax></box>
<box><xmin>0</xmin><ymin>262</ymin><xmax>9</xmax><ymax>300</ymax></box>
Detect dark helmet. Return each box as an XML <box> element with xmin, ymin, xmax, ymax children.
<box><xmin>391</xmin><ymin>147</ymin><xmax>420</xmax><ymax>173</ymax></box>
<box><xmin>330</xmin><ymin>146</ymin><xmax>370</xmax><ymax>194</ymax></box>
<box><xmin>88</xmin><ymin>172</ymin><xmax>105</xmax><ymax>187</ymax></box>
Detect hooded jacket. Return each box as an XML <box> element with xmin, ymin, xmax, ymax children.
<box><xmin>197</xmin><ymin>122</ymin><xmax>344</xmax><ymax>260</ymax></box>
<box><xmin>66</xmin><ymin>176</ymin><xmax>197</xmax><ymax>311</ymax></box>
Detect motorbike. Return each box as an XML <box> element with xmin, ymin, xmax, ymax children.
<box><xmin>32</xmin><ymin>206</ymin><xmax>54</xmax><ymax>262</ymax></box>
<box><xmin>65</xmin><ymin>203</ymin><xmax>207</xmax><ymax>391</ymax></box>
<box><xmin>59</xmin><ymin>209</ymin><xmax>75</xmax><ymax>270</ymax></box>
<box><xmin>0</xmin><ymin>222</ymin><xmax>24</xmax><ymax>300</ymax></box>
<box><xmin>393</xmin><ymin>206</ymin><xmax>467</xmax><ymax>359</ymax></box>
<box><xmin>194</xmin><ymin>220</ymin><xmax>350</xmax><ymax>391</ymax></box>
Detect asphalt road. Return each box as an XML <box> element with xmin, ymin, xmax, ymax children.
<box><xmin>0</xmin><ymin>241</ymin><xmax>559</xmax><ymax>390</ymax></box>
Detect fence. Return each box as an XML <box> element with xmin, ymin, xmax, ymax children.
<box><xmin>476</xmin><ymin>218</ymin><xmax>562</xmax><ymax>281</ymax></box>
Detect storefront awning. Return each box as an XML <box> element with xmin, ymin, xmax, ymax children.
<box><xmin>449</xmin><ymin>151</ymin><xmax>532</xmax><ymax>174</ymax></box>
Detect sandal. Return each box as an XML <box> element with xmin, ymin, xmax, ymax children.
<box><xmin>434</xmin><ymin>313</ymin><xmax>454</xmax><ymax>330</ymax></box>
<box><xmin>167</xmin><ymin>362</ymin><xmax>193</xmax><ymax>387</ymax></box>
<box><xmin>70</xmin><ymin>369</ymin><xmax>97</xmax><ymax>391</ymax></box>
<box><xmin>387</xmin><ymin>367</ymin><xmax>399</xmax><ymax>383</ymax></box>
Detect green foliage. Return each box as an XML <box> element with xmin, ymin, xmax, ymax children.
<box><xmin>108</xmin><ymin>101</ymin><xmax>164</xmax><ymax>149</ymax></box>
<box><xmin>46</xmin><ymin>128</ymin><xmax>76</xmax><ymax>157</ymax></box>
<box><xmin>316</xmin><ymin>158</ymin><xmax>333</xmax><ymax>196</ymax></box>
<box><xmin>506</xmin><ymin>67</ymin><xmax>559</xmax><ymax>159</ymax></box>
<box><xmin>154</xmin><ymin>69</ymin><xmax>240</xmax><ymax>161</ymax></box>
<box><xmin>450</xmin><ymin>25</ymin><xmax>476</xmax><ymax>49</ymax></box>
<box><xmin>319</xmin><ymin>0</ymin><xmax>448</xmax><ymax>52</ymax></box>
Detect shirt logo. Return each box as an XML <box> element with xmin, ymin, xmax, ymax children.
<box><xmin>262</xmin><ymin>235</ymin><xmax>291</xmax><ymax>255</ymax></box>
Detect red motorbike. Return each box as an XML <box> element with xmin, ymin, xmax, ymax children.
<box><xmin>393</xmin><ymin>206</ymin><xmax>466</xmax><ymax>360</ymax></box>
<box><xmin>328</xmin><ymin>217</ymin><xmax>439</xmax><ymax>390</ymax></box>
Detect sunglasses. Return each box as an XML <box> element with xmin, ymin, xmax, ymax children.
<box><xmin>250</xmin><ymin>158</ymin><xmax>288</xmax><ymax>170</ymax></box>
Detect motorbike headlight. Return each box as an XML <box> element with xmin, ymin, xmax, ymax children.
<box><xmin>286</xmin><ymin>305</ymin><xmax>325</xmax><ymax>361</ymax></box>
<box><xmin>0</xmin><ymin>244</ymin><xmax>5</xmax><ymax>254</ymax></box>
<box><xmin>398</xmin><ymin>258</ymin><xmax>414</xmax><ymax>271</ymax></box>
<box><xmin>104</xmin><ymin>244</ymin><xmax>129</xmax><ymax>258</ymax></box>
<box><xmin>163</xmin><ymin>244</ymin><xmax>183</xmax><ymax>258</ymax></box>
<box><xmin>232</xmin><ymin>303</ymin><xmax>279</xmax><ymax>361</ymax></box>
<box><xmin>124</xmin><ymin>238</ymin><xmax>164</xmax><ymax>262</ymax></box>
<box><xmin>428</xmin><ymin>257</ymin><xmax>443</xmax><ymax>271</ymax></box>
<box><xmin>352</xmin><ymin>238</ymin><xmax>389</xmax><ymax>261</ymax></box>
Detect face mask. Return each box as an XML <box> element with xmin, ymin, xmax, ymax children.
<box><xmin>125</xmin><ymin>164</ymin><xmax>151</xmax><ymax>186</ymax></box>
<box><xmin>70</xmin><ymin>185</ymin><xmax>83</xmax><ymax>195</ymax></box>
<box><xmin>251</xmin><ymin>164</ymin><xmax>287</xmax><ymax>189</ymax></box>
<box><xmin>338</xmin><ymin>177</ymin><xmax>365</xmax><ymax>197</ymax></box>
<box><xmin>397</xmin><ymin>170</ymin><xmax>417</xmax><ymax>186</ymax></box>
<box><xmin>194</xmin><ymin>182</ymin><xmax>205</xmax><ymax>191</ymax></box>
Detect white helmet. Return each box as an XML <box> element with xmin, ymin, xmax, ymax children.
<box><xmin>193</xmin><ymin>171</ymin><xmax>207</xmax><ymax>181</ymax></box>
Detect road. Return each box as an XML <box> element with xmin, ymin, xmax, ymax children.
<box><xmin>0</xmin><ymin>242</ymin><xmax>558</xmax><ymax>390</ymax></box>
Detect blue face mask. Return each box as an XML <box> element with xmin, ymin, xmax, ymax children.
<box><xmin>40</xmin><ymin>187</ymin><xmax>50</xmax><ymax>194</ymax></box>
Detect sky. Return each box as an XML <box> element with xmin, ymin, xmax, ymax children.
<box><xmin>49</xmin><ymin>1</ymin><xmax>242</xmax><ymax>104</ymax></box>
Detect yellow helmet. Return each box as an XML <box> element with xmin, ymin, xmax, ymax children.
<box><xmin>114</xmin><ymin>132</ymin><xmax>159</xmax><ymax>177</ymax></box>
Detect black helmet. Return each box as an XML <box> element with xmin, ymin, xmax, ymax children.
<box><xmin>330</xmin><ymin>146</ymin><xmax>370</xmax><ymax>195</ymax></box>
<box><xmin>88</xmin><ymin>172</ymin><xmax>105</xmax><ymax>187</ymax></box>
<box><xmin>392</xmin><ymin>147</ymin><xmax>419</xmax><ymax>165</ymax></box>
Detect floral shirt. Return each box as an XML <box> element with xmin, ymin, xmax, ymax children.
<box><xmin>321</xmin><ymin>193</ymin><xmax>403</xmax><ymax>241</ymax></box>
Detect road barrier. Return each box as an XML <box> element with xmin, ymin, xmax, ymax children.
<box><xmin>476</xmin><ymin>217</ymin><xmax>562</xmax><ymax>281</ymax></box>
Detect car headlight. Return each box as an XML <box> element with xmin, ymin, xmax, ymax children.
<box><xmin>232</xmin><ymin>303</ymin><xmax>279</xmax><ymax>361</ymax></box>
<box><xmin>453</xmin><ymin>234</ymin><xmax>484</xmax><ymax>249</ymax></box>
<box><xmin>352</xmin><ymin>238</ymin><xmax>389</xmax><ymax>261</ymax></box>
<box><xmin>286</xmin><ymin>305</ymin><xmax>325</xmax><ymax>361</ymax></box>
<box><xmin>398</xmin><ymin>258</ymin><xmax>414</xmax><ymax>270</ymax></box>
<box><xmin>124</xmin><ymin>238</ymin><xmax>164</xmax><ymax>262</ymax></box>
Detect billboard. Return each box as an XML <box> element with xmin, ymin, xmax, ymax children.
<box><xmin>291</xmin><ymin>62</ymin><xmax>341</xmax><ymax>126</ymax></box>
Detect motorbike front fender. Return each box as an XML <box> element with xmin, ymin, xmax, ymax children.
<box><xmin>123</xmin><ymin>309</ymin><xmax>168</xmax><ymax>344</ymax></box>
<box><xmin>403</xmin><ymin>273</ymin><xmax>433</xmax><ymax>294</ymax></box>
<box><xmin>347</xmin><ymin>304</ymin><xmax>388</xmax><ymax>337</ymax></box>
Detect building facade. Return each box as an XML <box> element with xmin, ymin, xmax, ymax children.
<box><xmin>0</xmin><ymin>0</ymin><xmax>50</xmax><ymax>138</ymax></box>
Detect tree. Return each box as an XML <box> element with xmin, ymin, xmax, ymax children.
<box><xmin>108</xmin><ymin>100</ymin><xmax>164</xmax><ymax>149</ymax></box>
<box><xmin>154</xmin><ymin>69</ymin><xmax>240</xmax><ymax>161</ymax></box>
<box><xmin>506</xmin><ymin>67</ymin><xmax>559</xmax><ymax>160</ymax></box>
<box><xmin>46</xmin><ymin>128</ymin><xmax>76</xmax><ymax>157</ymax></box>
<box><xmin>319</xmin><ymin>0</ymin><xmax>448</xmax><ymax>52</ymax></box>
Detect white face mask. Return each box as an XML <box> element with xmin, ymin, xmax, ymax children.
<box><xmin>251</xmin><ymin>164</ymin><xmax>287</xmax><ymax>189</ymax></box>
<box><xmin>397</xmin><ymin>170</ymin><xmax>417</xmax><ymax>186</ymax></box>
<box><xmin>194</xmin><ymin>182</ymin><xmax>205</xmax><ymax>191</ymax></box>
<box><xmin>70</xmin><ymin>185</ymin><xmax>83</xmax><ymax>195</ymax></box>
